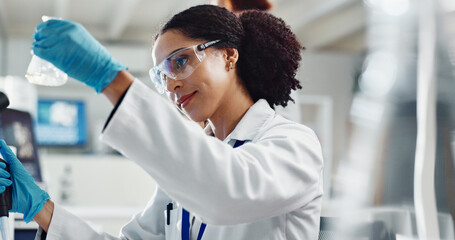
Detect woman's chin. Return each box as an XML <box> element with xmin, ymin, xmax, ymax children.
<box><xmin>185</xmin><ymin>111</ymin><xmax>207</xmax><ymax>123</ymax></box>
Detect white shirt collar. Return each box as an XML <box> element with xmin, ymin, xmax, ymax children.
<box><xmin>204</xmin><ymin>99</ymin><xmax>275</xmax><ymax>144</ymax></box>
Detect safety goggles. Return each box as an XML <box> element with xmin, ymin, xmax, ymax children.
<box><xmin>149</xmin><ymin>40</ymin><xmax>221</xmax><ymax>94</ymax></box>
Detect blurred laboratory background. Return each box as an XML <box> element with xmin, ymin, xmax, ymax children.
<box><xmin>0</xmin><ymin>0</ymin><xmax>454</xmax><ymax>239</ymax></box>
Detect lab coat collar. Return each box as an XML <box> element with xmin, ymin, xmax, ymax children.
<box><xmin>204</xmin><ymin>99</ymin><xmax>275</xmax><ymax>143</ymax></box>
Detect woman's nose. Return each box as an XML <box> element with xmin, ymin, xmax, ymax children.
<box><xmin>166</xmin><ymin>77</ymin><xmax>183</xmax><ymax>92</ymax></box>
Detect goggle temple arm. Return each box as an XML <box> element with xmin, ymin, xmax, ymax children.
<box><xmin>197</xmin><ymin>40</ymin><xmax>221</xmax><ymax>51</ymax></box>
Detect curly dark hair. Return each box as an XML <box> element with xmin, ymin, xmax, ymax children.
<box><xmin>158</xmin><ymin>5</ymin><xmax>303</xmax><ymax>109</ymax></box>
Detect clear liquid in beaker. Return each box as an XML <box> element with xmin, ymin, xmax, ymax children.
<box><xmin>25</xmin><ymin>16</ymin><xmax>68</xmax><ymax>86</ymax></box>
<box><xmin>25</xmin><ymin>55</ymin><xmax>68</xmax><ymax>86</ymax></box>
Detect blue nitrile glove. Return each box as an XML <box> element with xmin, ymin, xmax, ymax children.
<box><xmin>32</xmin><ymin>19</ymin><xmax>128</xmax><ymax>93</ymax></box>
<box><xmin>0</xmin><ymin>140</ymin><xmax>50</xmax><ymax>223</ymax></box>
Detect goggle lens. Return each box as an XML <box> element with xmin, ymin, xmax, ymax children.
<box><xmin>150</xmin><ymin>40</ymin><xmax>220</xmax><ymax>94</ymax></box>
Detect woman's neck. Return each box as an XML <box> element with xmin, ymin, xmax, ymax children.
<box><xmin>208</xmin><ymin>87</ymin><xmax>254</xmax><ymax>141</ymax></box>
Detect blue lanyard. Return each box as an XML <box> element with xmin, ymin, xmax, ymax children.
<box><xmin>181</xmin><ymin>140</ymin><xmax>246</xmax><ymax>240</ymax></box>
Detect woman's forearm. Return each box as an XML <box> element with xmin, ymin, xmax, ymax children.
<box><xmin>33</xmin><ymin>200</ymin><xmax>54</xmax><ymax>232</ymax></box>
<box><xmin>31</xmin><ymin>72</ymin><xmax>133</xmax><ymax>232</ymax></box>
<box><xmin>102</xmin><ymin>70</ymin><xmax>135</xmax><ymax>106</ymax></box>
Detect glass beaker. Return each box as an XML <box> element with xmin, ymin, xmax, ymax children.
<box><xmin>25</xmin><ymin>16</ymin><xmax>68</xmax><ymax>86</ymax></box>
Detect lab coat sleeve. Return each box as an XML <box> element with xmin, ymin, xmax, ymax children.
<box><xmin>34</xmin><ymin>204</ymin><xmax>124</xmax><ymax>240</ymax></box>
<box><xmin>35</xmin><ymin>187</ymin><xmax>170</xmax><ymax>240</ymax></box>
<box><xmin>101</xmin><ymin>79</ymin><xmax>323</xmax><ymax>225</ymax></box>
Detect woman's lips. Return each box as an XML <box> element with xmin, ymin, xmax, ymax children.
<box><xmin>178</xmin><ymin>92</ymin><xmax>197</xmax><ymax>108</ymax></box>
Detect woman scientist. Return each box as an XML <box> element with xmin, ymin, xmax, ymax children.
<box><xmin>0</xmin><ymin>4</ymin><xmax>323</xmax><ymax>240</ymax></box>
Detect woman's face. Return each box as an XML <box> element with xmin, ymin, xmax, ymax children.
<box><xmin>152</xmin><ymin>30</ymin><xmax>235</xmax><ymax>122</ymax></box>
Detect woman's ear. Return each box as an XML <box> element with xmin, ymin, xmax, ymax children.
<box><xmin>224</xmin><ymin>48</ymin><xmax>239</xmax><ymax>69</ymax></box>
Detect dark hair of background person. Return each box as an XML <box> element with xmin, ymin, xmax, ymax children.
<box><xmin>228</xmin><ymin>0</ymin><xmax>273</xmax><ymax>11</ymax></box>
<box><xmin>157</xmin><ymin>5</ymin><xmax>303</xmax><ymax>109</ymax></box>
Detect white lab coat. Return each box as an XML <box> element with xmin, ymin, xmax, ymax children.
<box><xmin>35</xmin><ymin>79</ymin><xmax>323</xmax><ymax>240</ymax></box>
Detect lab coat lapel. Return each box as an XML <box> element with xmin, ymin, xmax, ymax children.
<box><xmin>227</xmin><ymin>99</ymin><xmax>275</xmax><ymax>142</ymax></box>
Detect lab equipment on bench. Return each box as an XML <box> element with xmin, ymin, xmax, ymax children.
<box><xmin>0</xmin><ymin>158</ymin><xmax>12</xmax><ymax>240</ymax></box>
<box><xmin>35</xmin><ymin>98</ymin><xmax>88</xmax><ymax>147</ymax></box>
<box><xmin>0</xmin><ymin>108</ymin><xmax>48</xmax><ymax>219</ymax></box>
<box><xmin>0</xmin><ymin>93</ymin><xmax>48</xmax><ymax>239</ymax></box>
<box><xmin>0</xmin><ymin>92</ymin><xmax>11</xmax><ymax>240</ymax></box>
<box><xmin>0</xmin><ymin>109</ymin><xmax>43</xmax><ymax>182</ymax></box>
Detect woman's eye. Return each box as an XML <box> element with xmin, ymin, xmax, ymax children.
<box><xmin>174</xmin><ymin>56</ymin><xmax>188</xmax><ymax>70</ymax></box>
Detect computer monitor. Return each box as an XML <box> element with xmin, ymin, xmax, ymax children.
<box><xmin>0</xmin><ymin>108</ymin><xmax>42</xmax><ymax>182</ymax></box>
<box><xmin>36</xmin><ymin>98</ymin><xmax>88</xmax><ymax>146</ymax></box>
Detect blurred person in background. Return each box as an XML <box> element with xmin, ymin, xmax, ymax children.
<box><xmin>212</xmin><ymin>0</ymin><xmax>273</xmax><ymax>12</ymax></box>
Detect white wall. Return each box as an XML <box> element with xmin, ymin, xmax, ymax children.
<box><xmin>39</xmin><ymin>154</ymin><xmax>156</xmax><ymax>235</ymax></box>
<box><xmin>0</xmin><ymin>35</ymin><xmax>5</xmax><ymax>75</ymax></box>
<box><xmin>298</xmin><ymin>52</ymin><xmax>362</xmax><ymax>188</ymax></box>
<box><xmin>5</xmin><ymin>37</ymin><xmax>32</xmax><ymax>76</ymax></box>
<box><xmin>41</xmin><ymin>154</ymin><xmax>156</xmax><ymax>207</ymax></box>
